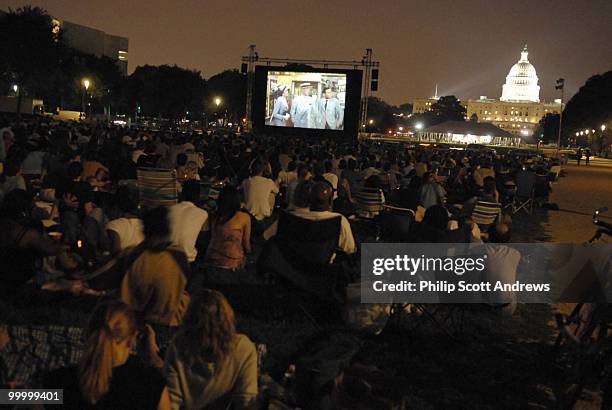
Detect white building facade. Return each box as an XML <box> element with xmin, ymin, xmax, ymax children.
<box><xmin>413</xmin><ymin>46</ymin><xmax>563</xmax><ymax>138</ymax></box>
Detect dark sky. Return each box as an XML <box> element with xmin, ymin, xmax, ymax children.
<box><xmin>3</xmin><ymin>0</ymin><xmax>611</xmax><ymax>104</ymax></box>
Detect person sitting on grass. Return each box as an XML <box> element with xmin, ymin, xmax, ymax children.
<box><xmin>204</xmin><ymin>186</ymin><xmax>251</xmax><ymax>271</ymax></box>
<box><xmin>164</xmin><ymin>289</ymin><xmax>258</xmax><ymax>410</ymax></box>
<box><xmin>44</xmin><ymin>300</ymin><xmax>171</xmax><ymax>409</ymax></box>
<box><xmin>241</xmin><ymin>159</ymin><xmax>279</xmax><ymax>224</ymax></box>
<box><xmin>120</xmin><ymin>206</ymin><xmax>190</xmax><ymax>327</ymax></box>
<box><xmin>0</xmin><ymin>189</ymin><xmax>76</xmax><ymax>301</ymax></box>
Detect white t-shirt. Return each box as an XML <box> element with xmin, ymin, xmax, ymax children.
<box><xmin>106</xmin><ymin>218</ymin><xmax>145</xmax><ymax>250</ymax></box>
<box><xmin>241</xmin><ymin>176</ymin><xmax>279</xmax><ymax>221</ymax></box>
<box><xmin>277</xmin><ymin>170</ymin><xmax>297</xmax><ymax>188</ymax></box>
<box><xmin>168</xmin><ymin>201</ymin><xmax>209</xmax><ymax>262</ymax></box>
<box><xmin>484</xmin><ymin>245</ymin><xmax>521</xmax><ymax>304</ymax></box>
<box><xmin>323</xmin><ymin>172</ymin><xmax>339</xmax><ymax>199</ymax></box>
<box><xmin>263</xmin><ymin>208</ymin><xmax>356</xmax><ymax>254</ymax></box>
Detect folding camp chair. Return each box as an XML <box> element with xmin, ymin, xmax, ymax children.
<box><xmin>137</xmin><ymin>167</ymin><xmax>179</xmax><ymax>210</ymax></box>
<box><xmin>471</xmin><ymin>199</ymin><xmax>502</xmax><ymax>233</ymax></box>
<box><xmin>378</xmin><ymin>205</ymin><xmax>415</xmax><ymax>242</ymax></box>
<box><xmin>512</xmin><ymin>171</ymin><xmax>536</xmax><ymax>214</ymax></box>
<box><xmin>257</xmin><ymin>211</ymin><xmax>344</xmax><ymax>326</ymax></box>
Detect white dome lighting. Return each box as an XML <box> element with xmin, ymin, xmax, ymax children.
<box><xmin>500</xmin><ymin>45</ymin><xmax>540</xmax><ymax>103</ymax></box>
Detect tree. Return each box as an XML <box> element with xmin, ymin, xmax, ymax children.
<box><xmin>365</xmin><ymin>97</ymin><xmax>396</xmax><ymax>132</ymax></box>
<box><xmin>396</xmin><ymin>102</ymin><xmax>413</xmax><ymax>114</ymax></box>
<box><xmin>562</xmin><ymin>71</ymin><xmax>612</xmax><ymax>144</ymax></box>
<box><xmin>204</xmin><ymin>69</ymin><xmax>246</xmax><ymax>124</ymax></box>
<box><xmin>0</xmin><ymin>6</ymin><xmax>65</xmax><ymax>114</ymax></box>
<box><xmin>534</xmin><ymin>113</ymin><xmax>559</xmax><ymax>144</ymax></box>
<box><xmin>429</xmin><ymin>95</ymin><xmax>466</xmax><ymax>124</ymax></box>
<box><xmin>125</xmin><ymin>65</ymin><xmax>206</xmax><ymax>119</ymax></box>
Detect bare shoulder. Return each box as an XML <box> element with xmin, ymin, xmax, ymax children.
<box><xmin>236</xmin><ymin>211</ymin><xmax>251</xmax><ymax>221</ymax></box>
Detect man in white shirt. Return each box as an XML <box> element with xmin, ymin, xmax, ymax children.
<box><xmin>241</xmin><ymin>160</ymin><xmax>279</xmax><ymax>221</ymax></box>
<box><xmin>322</xmin><ymin>162</ymin><xmax>339</xmax><ymax>201</ymax></box>
<box><xmin>483</xmin><ymin>224</ymin><xmax>520</xmax><ymax>316</ymax></box>
<box><xmin>168</xmin><ymin>180</ymin><xmax>208</xmax><ymax>263</ymax></box>
<box><xmin>106</xmin><ymin>192</ymin><xmax>145</xmax><ymax>253</ymax></box>
<box><xmin>264</xmin><ymin>181</ymin><xmax>356</xmax><ymax>255</ymax></box>
<box><xmin>276</xmin><ymin>160</ymin><xmax>297</xmax><ymax>189</ymax></box>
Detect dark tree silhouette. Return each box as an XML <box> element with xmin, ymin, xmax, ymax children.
<box><xmin>204</xmin><ymin>69</ymin><xmax>247</xmax><ymax>124</ymax></box>
<box><xmin>0</xmin><ymin>6</ymin><xmax>65</xmax><ymax>113</ymax></box>
<box><xmin>562</xmin><ymin>71</ymin><xmax>612</xmax><ymax>140</ymax></box>
<box><xmin>429</xmin><ymin>95</ymin><xmax>466</xmax><ymax>123</ymax></box>
<box><xmin>125</xmin><ymin>65</ymin><xmax>206</xmax><ymax>119</ymax></box>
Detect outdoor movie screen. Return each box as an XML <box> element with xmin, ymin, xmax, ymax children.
<box><xmin>265</xmin><ymin>71</ymin><xmax>347</xmax><ymax>131</ymax></box>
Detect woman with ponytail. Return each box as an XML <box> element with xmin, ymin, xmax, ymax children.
<box><xmin>45</xmin><ymin>301</ymin><xmax>171</xmax><ymax>409</ymax></box>
<box><xmin>164</xmin><ymin>289</ymin><xmax>258</xmax><ymax>409</ymax></box>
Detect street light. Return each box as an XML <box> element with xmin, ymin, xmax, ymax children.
<box><xmin>12</xmin><ymin>84</ymin><xmax>18</xmax><ymax>93</ymax></box>
<box><xmin>602</xmin><ymin>125</ymin><xmax>607</xmax><ymax>132</ymax></box>
<box><xmin>368</xmin><ymin>119</ymin><xmax>374</xmax><ymax>125</ymax></box>
<box><xmin>415</xmin><ymin>122</ymin><xmax>424</xmax><ymax>130</ymax></box>
<box><xmin>81</xmin><ymin>78</ymin><xmax>91</xmax><ymax>118</ymax></box>
<box><xmin>214</xmin><ymin>97</ymin><xmax>222</xmax><ymax>126</ymax></box>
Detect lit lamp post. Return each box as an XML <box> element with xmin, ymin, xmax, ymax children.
<box><xmin>214</xmin><ymin>97</ymin><xmax>222</xmax><ymax>125</ymax></box>
<box><xmin>600</xmin><ymin>124</ymin><xmax>607</xmax><ymax>157</ymax></box>
<box><xmin>82</xmin><ymin>78</ymin><xmax>90</xmax><ymax>119</ymax></box>
<box><xmin>12</xmin><ymin>84</ymin><xmax>22</xmax><ymax>117</ymax></box>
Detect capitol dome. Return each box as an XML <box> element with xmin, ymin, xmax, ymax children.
<box><xmin>500</xmin><ymin>45</ymin><xmax>540</xmax><ymax>102</ymax></box>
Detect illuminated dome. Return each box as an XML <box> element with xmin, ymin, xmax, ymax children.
<box><xmin>500</xmin><ymin>45</ymin><xmax>540</xmax><ymax>102</ymax></box>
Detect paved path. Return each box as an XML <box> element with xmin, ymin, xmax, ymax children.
<box><xmin>544</xmin><ymin>164</ymin><xmax>612</xmax><ymax>242</ymax></box>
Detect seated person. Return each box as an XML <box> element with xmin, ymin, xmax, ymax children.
<box><xmin>286</xmin><ymin>163</ymin><xmax>309</xmax><ymax>209</ymax></box>
<box><xmin>44</xmin><ymin>300</ymin><xmax>170</xmax><ymax>409</ymax></box>
<box><xmin>204</xmin><ymin>186</ymin><xmax>251</xmax><ymax>270</ymax></box>
<box><xmin>534</xmin><ymin>167</ymin><xmax>552</xmax><ymax>202</ymax></box>
<box><xmin>411</xmin><ymin>205</ymin><xmax>474</xmax><ymax>243</ymax></box>
<box><xmin>0</xmin><ymin>159</ymin><xmax>27</xmax><ymax>204</ymax></box>
<box><xmin>276</xmin><ymin>160</ymin><xmax>297</xmax><ymax>189</ymax></box>
<box><xmin>353</xmin><ymin>175</ymin><xmax>386</xmax><ymax>218</ymax></box>
<box><xmin>175</xmin><ymin>153</ymin><xmax>189</xmax><ymax>183</ymax></box>
<box><xmin>106</xmin><ymin>188</ymin><xmax>144</xmax><ymax>254</ymax></box>
<box><xmin>0</xmin><ymin>189</ymin><xmax>70</xmax><ymax>300</ymax></box>
<box><xmin>464</xmin><ymin>177</ymin><xmax>502</xmax><ymax>231</ymax></box>
<box><xmin>164</xmin><ymin>289</ymin><xmax>258</xmax><ymax>410</ymax></box>
<box><xmin>483</xmin><ymin>224</ymin><xmax>520</xmax><ymax>316</ymax></box>
<box><xmin>55</xmin><ymin>161</ymin><xmax>94</xmax><ymax>245</ymax></box>
<box><xmin>168</xmin><ymin>180</ymin><xmax>208</xmax><ymax>263</ymax></box>
<box><xmin>419</xmin><ymin>172</ymin><xmax>446</xmax><ymax>209</ymax></box>
<box><xmin>264</xmin><ymin>181</ymin><xmax>356</xmax><ymax>256</ymax></box>
<box><xmin>120</xmin><ymin>206</ymin><xmax>190</xmax><ymax>327</ymax></box>
<box><xmin>241</xmin><ymin>160</ymin><xmax>279</xmax><ymax>222</ymax></box>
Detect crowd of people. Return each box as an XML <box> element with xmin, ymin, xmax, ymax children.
<box><xmin>0</xmin><ymin>115</ymin><xmax>563</xmax><ymax>408</ymax></box>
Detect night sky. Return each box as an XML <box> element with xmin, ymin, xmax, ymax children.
<box><xmin>2</xmin><ymin>0</ymin><xmax>611</xmax><ymax>104</ymax></box>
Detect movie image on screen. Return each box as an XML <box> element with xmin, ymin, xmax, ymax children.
<box><xmin>266</xmin><ymin>71</ymin><xmax>347</xmax><ymax>130</ymax></box>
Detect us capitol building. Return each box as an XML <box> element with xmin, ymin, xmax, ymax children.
<box><xmin>413</xmin><ymin>46</ymin><xmax>563</xmax><ymax>138</ymax></box>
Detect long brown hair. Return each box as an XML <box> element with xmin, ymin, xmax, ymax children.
<box><xmin>78</xmin><ymin>301</ymin><xmax>137</xmax><ymax>404</ymax></box>
<box><xmin>175</xmin><ymin>289</ymin><xmax>237</xmax><ymax>365</ymax></box>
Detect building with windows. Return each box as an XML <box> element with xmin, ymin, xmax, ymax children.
<box><xmin>412</xmin><ymin>46</ymin><xmax>563</xmax><ymax>138</ymax></box>
<box><xmin>54</xmin><ymin>19</ymin><xmax>129</xmax><ymax>75</ymax></box>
